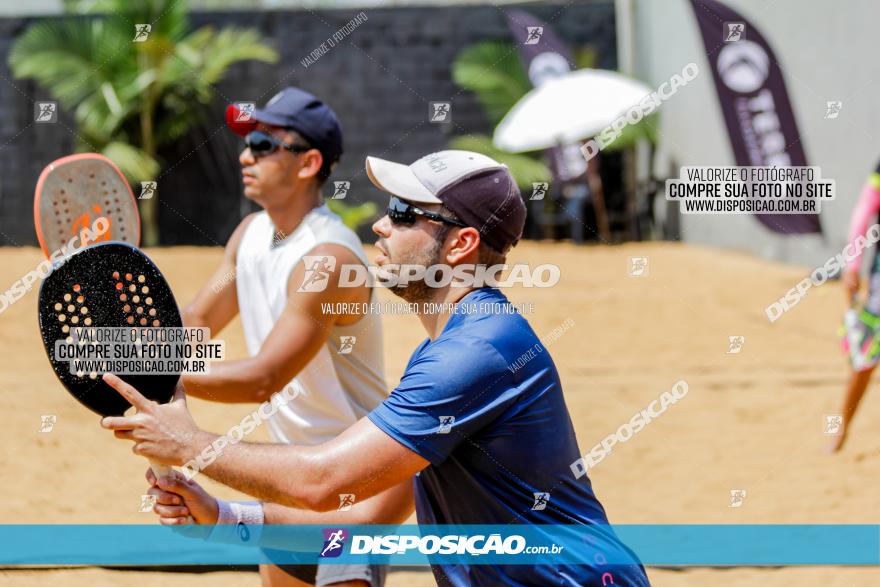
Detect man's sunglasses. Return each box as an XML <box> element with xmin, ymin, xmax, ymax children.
<box><xmin>386</xmin><ymin>196</ymin><xmax>467</xmax><ymax>228</ymax></box>
<box><xmin>245</xmin><ymin>130</ymin><xmax>312</xmax><ymax>157</ymax></box>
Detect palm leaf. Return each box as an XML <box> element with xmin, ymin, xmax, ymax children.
<box><xmin>8</xmin><ymin>19</ymin><xmax>126</xmax><ymax>107</ymax></box>
<box><xmin>194</xmin><ymin>27</ymin><xmax>279</xmax><ymax>85</ymax></box>
<box><xmin>452</xmin><ymin>41</ymin><xmax>531</xmax><ymax>126</ymax></box>
<box><xmin>10</xmin><ymin>0</ymin><xmax>281</xmax><ymax>245</ymax></box>
<box><xmin>602</xmin><ymin>112</ymin><xmax>660</xmax><ymax>151</ymax></box>
<box><xmin>101</xmin><ymin>141</ymin><xmax>159</xmax><ymax>181</ymax></box>
<box><xmin>326</xmin><ymin>201</ymin><xmax>379</xmax><ymax>231</ymax></box>
<box><xmin>81</xmin><ymin>0</ymin><xmax>190</xmax><ymax>43</ymax></box>
<box><xmin>448</xmin><ymin>135</ymin><xmax>551</xmax><ymax>189</ymax></box>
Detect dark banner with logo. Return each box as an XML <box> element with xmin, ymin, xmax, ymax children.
<box><xmin>505</xmin><ymin>9</ymin><xmax>573</xmax><ymax>83</ymax></box>
<box><xmin>505</xmin><ymin>10</ymin><xmax>587</xmax><ymax>183</ymax></box>
<box><xmin>689</xmin><ymin>0</ymin><xmax>821</xmax><ymax>234</ymax></box>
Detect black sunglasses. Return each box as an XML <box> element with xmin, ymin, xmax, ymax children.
<box><xmin>245</xmin><ymin>130</ymin><xmax>312</xmax><ymax>157</ymax></box>
<box><xmin>386</xmin><ymin>196</ymin><xmax>467</xmax><ymax>228</ymax></box>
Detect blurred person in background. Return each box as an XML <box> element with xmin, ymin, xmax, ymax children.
<box><xmin>833</xmin><ymin>162</ymin><xmax>880</xmax><ymax>452</ymax></box>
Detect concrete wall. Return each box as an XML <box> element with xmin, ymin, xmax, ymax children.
<box><xmin>0</xmin><ymin>1</ymin><xmax>616</xmax><ymax>245</ymax></box>
<box><xmin>629</xmin><ymin>0</ymin><xmax>878</xmax><ymax>267</ymax></box>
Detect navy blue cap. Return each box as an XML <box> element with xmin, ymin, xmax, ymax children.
<box><xmin>226</xmin><ymin>87</ymin><xmax>343</xmax><ymax>164</ymax></box>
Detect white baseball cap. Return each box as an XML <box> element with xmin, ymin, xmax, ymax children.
<box><xmin>365</xmin><ymin>150</ymin><xmax>527</xmax><ymax>253</ymax></box>
<box><xmin>365</xmin><ymin>150</ymin><xmax>505</xmax><ymax>204</ymax></box>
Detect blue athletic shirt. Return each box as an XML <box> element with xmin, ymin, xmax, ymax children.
<box><xmin>368</xmin><ymin>288</ymin><xmax>649</xmax><ymax>586</ymax></box>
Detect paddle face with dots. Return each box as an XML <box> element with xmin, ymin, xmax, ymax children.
<box><xmin>37</xmin><ymin>242</ymin><xmax>182</xmax><ymax>418</ymax></box>
<box><xmin>34</xmin><ymin>153</ymin><xmax>140</xmax><ymax>258</ymax></box>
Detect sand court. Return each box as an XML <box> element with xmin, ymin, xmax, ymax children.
<box><xmin>2</xmin><ymin>241</ymin><xmax>877</xmax><ymax>586</ymax></box>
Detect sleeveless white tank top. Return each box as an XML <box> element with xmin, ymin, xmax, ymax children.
<box><xmin>236</xmin><ymin>205</ymin><xmax>387</xmax><ymax>446</ymax></box>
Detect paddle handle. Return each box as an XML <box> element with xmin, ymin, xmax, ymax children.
<box><xmin>150</xmin><ymin>460</ymin><xmax>173</xmax><ymax>478</ymax></box>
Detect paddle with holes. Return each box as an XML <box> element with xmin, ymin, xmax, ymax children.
<box><xmin>37</xmin><ymin>242</ymin><xmax>181</xmax><ymax>476</ymax></box>
<box><xmin>34</xmin><ymin>153</ymin><xmax>140</xmax><ymax>258</ymax></box>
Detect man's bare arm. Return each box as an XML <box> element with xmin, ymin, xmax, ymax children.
<box><xmin>147</xmin><ymin>469</ymin><xmax>414</xmax><ymax>526</ymax></box>
<box><xmin>102</xmin><ymin>377</ymin><xmax>424</xmax><ymax>512</ymax></box>
<box><xmin>184</xmin><ymin>243</ymin><xmax>370</xmax><ymax>403</ymax></box>
<box><xmin>262</xmin><ymin>481</ymin><xmax>414</xmax><ymax>525</ymax></box>
<box><xmin>197</xmin><ymin>417</ymin><xmax>429</xmax><ymax>511</ymax></box>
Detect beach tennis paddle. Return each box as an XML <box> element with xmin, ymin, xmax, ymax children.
<box><xmin>37</xmin><ymin>242</ymin><xmax>181</xmax><ymax>476</ymax></box>
<box><xmin>34</xmin><ymin>153</ymin><xmax>140</xmax><ymax>258</ymax></box>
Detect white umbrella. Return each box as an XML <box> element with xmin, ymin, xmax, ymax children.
<box><xmin>493</xmin><ymin>69</ymin><xmax>654</xmax><ymax>153</ymax></box>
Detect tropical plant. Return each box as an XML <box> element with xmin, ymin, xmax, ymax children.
<box><xmin>450</xmin><ymin>41</ymin><xmax>551</xmax><ymax>190</ymax></box>
<box><xmin>326</xmin><ymin>200</ymin><xmax>379</xmax><ymax>231</ymax></box>
<box><xmin>448</xmin><ymin>135</ymin><xmax>550</xmax><ymax>190</ymax></box>
<box><xmin>10</xmin><ymin>0</ymin><xmax>279</xmax><ymax>245</ymax></box>
<box><xmin>452</xmin><ymin>42</ymin><xmax>533</xmax><ymax>128</ymax></box>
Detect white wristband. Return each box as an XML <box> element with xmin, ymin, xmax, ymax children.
<box><xmin>207</xmin><ymin>499</ymin><xmax>264</xmax><ymax>545</ymax></box>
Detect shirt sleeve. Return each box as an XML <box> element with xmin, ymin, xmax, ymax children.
<box><xmin>846</xmin><ymin>173</ymin><xmax>880</xmax><ymax>272</ymax></box>
<box><xmin>368</xmin><ymin>336</ymin><xmax>520</xmax><ymax>465</ymax></box>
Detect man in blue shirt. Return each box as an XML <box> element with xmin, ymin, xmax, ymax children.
<box><xmin>102</xmin><ymin>150</ymin><xmax>650</xmax><ymax>586</ymax></box>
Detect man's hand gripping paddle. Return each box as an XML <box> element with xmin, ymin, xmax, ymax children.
<box><xmin>37</xmin><ymin>242</ymin><xmax>182</xmax><ymax>477</ymax></box>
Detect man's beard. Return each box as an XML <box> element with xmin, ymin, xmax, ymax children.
<box><xmin>384</xmin><ymin>232</ymin><xmax>446</xmax><ymax>304</ymax></box>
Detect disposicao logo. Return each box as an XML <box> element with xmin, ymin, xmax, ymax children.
<box><xmin>320</xmin><ymin>528</ymin><xmax>348</xmax><ymax>558</ymax></box>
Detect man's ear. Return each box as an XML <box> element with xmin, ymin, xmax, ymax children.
<box><xmin>297</xmin><ymin>149</ymin><xmax>324</xmax><ymax>181</ymax></box>
<box><xmin>445</xmin><ymin>226</ymin><xmax>480</xmax><ymax>263</ymax></box>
